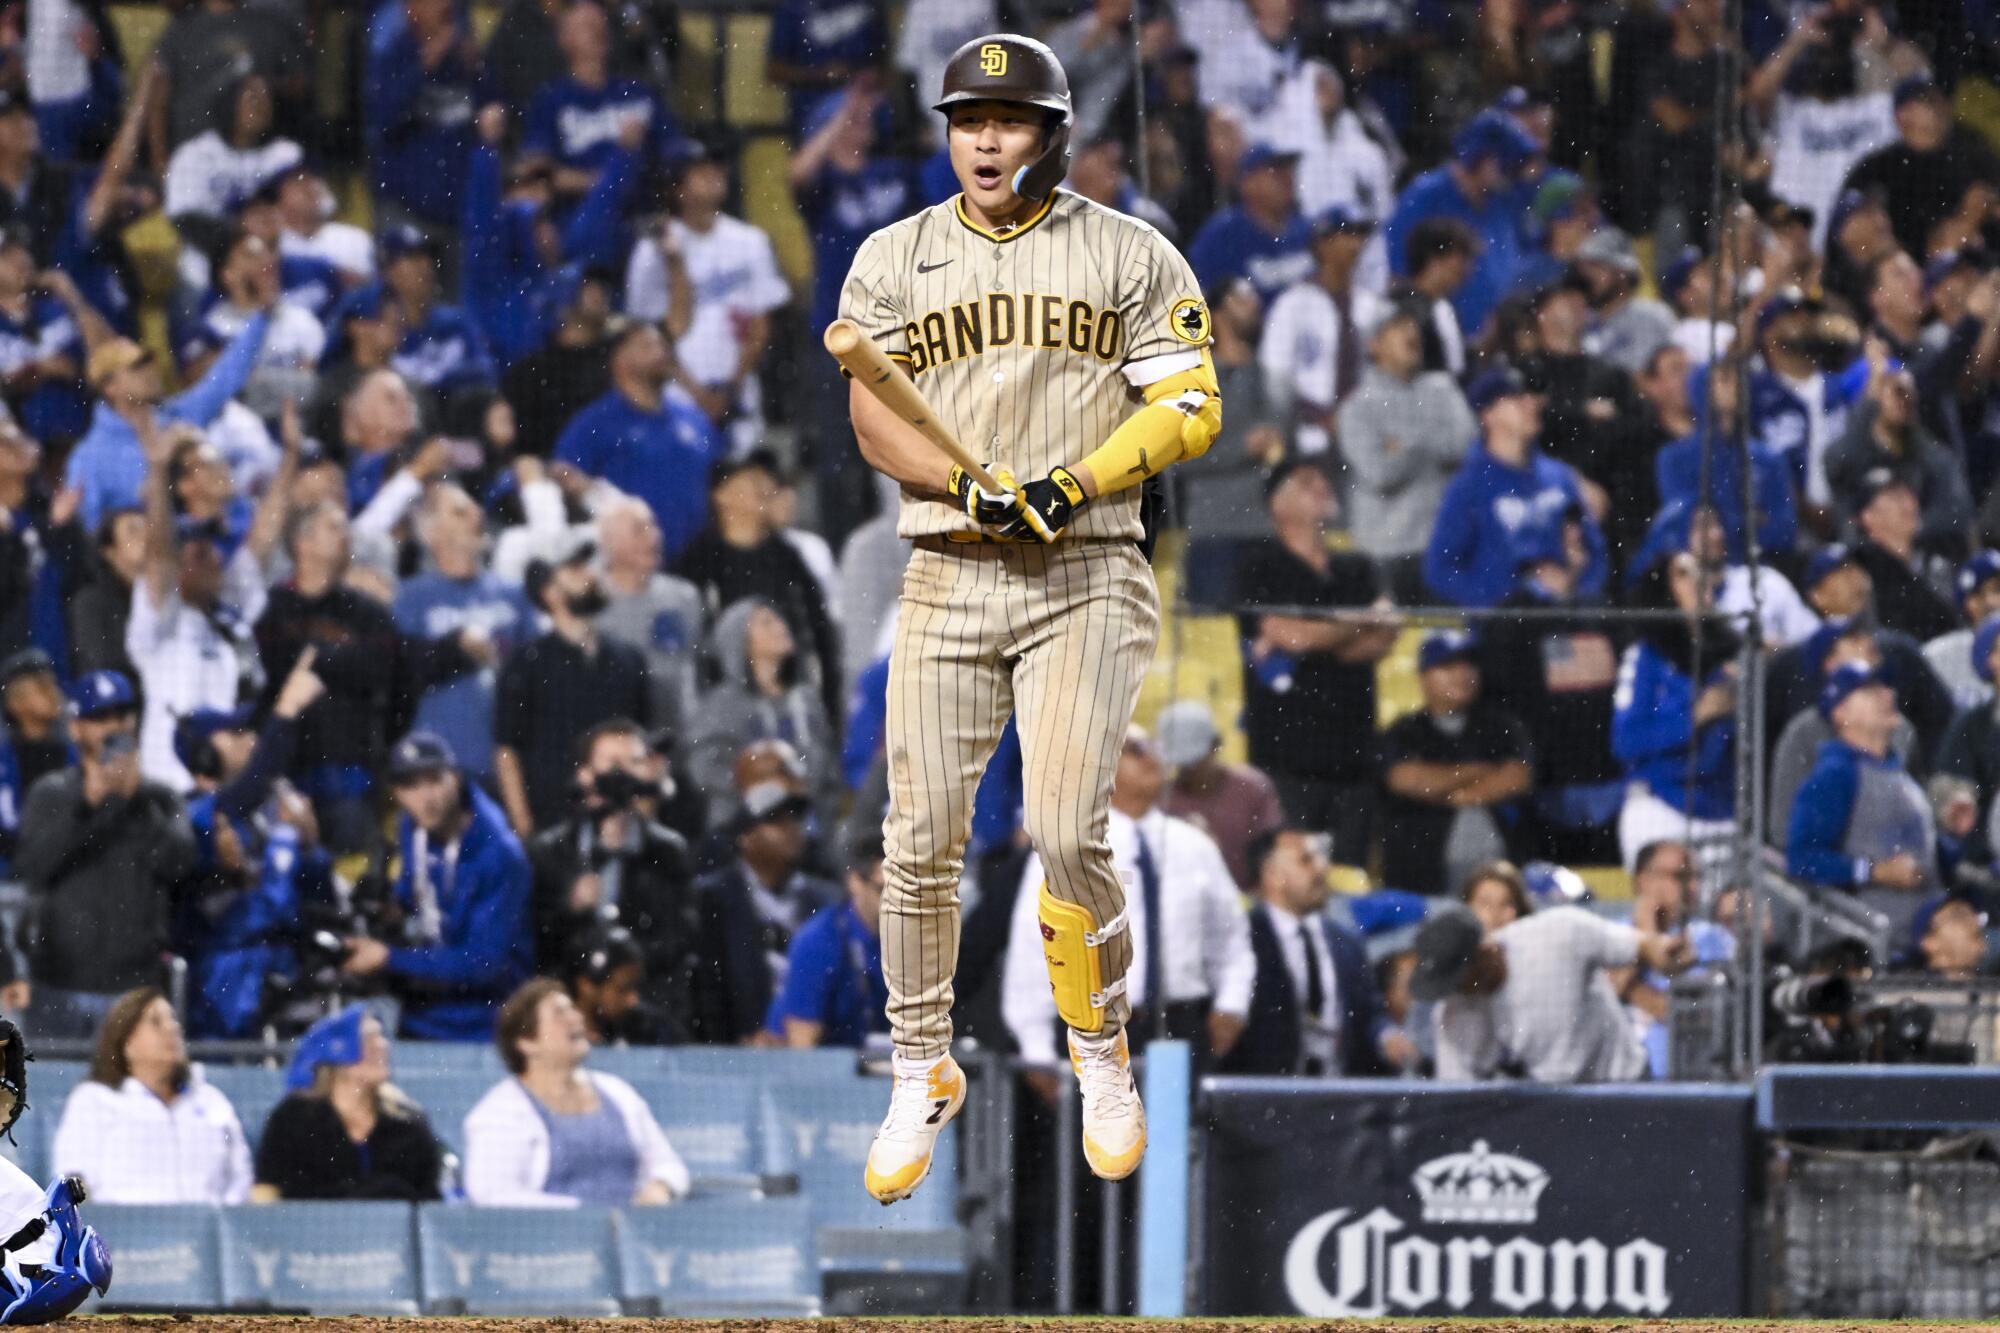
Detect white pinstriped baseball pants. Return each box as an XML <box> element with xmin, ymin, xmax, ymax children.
<box><xmin>881</xmin><ymin>536</ymin><xmax>1160</xmax><ymax>1060</ymax></box>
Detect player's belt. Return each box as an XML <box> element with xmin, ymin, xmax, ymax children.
<box><xmin>921</xmin><ymin>532</ymin><xmax>1139</xmax><ymax>550</ymax></box>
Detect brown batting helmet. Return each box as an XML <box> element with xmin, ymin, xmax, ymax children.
<box><xmin>932</xmin><ymin>33</ymin><xmax>1072</xmax><ymax>203</ymax></box>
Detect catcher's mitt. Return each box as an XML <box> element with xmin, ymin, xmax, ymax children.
<box><xmin>0</xmin><ymin>1017</ymin><xmax>30</xmax><ymax>1141</ymax></box>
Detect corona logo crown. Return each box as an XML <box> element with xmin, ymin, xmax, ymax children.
<box><xmin>1411</xmin><ymin>1140</ymin><xmax>1550</xmax><ymax>1225</ymax></box>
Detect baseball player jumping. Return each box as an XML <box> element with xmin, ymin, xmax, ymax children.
<box><xmin>838</xmin><ymin>33</ymin><xmax>1222</xmax><ymax>1202</ymax></box>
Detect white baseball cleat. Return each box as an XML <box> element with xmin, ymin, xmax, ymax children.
<box><xmin>863</xmin><ymin>1051</ymin><xmax>965</xmax><ymax>1204</ymax></box>
<box><xmin>1069</xmin><ymin>1028</ymin><xmax>1146</xmax><ymax>1180</ymax></box>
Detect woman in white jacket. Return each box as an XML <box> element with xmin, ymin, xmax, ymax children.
<box><xmin>463</xmin><ymin>978</ymin><xmax>688</xmax><ymax>1207</ymax></box>
<box><xmin>50</xmin><ymin>988</ymin><xmax>253</xmax><ymax>1205</ymax></box>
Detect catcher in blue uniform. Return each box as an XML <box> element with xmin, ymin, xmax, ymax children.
<box><xmin>0</xmin><ymin>1021</ymin><xmax>111</xmax><ymax>1323</ymax></box>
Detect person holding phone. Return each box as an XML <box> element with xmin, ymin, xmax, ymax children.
<box><xmin>14</xmin><ymin>671</ymin><xmax>196</xmax><ymax>1038</ymax></box>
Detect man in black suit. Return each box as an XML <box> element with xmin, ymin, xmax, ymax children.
<box><xmin>1223</xmin><ymin>827</ymin><xmax>1417</xmax><ymax>1076</ymax></box>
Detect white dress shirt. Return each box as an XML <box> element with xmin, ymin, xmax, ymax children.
<box><xmin>1002</xmin><ymin>808</ymin><xmax>1256</xmax><ymax>1065</ymax></box>
<box><xmin>1260</xmin><ymin>280</ymin><xmax>1386</xmax><ymax>456</ymax></box>
<box><xmin>127</xmin><ymin>550</ymin><xmax>268</xmax><ymax>790</ymax></box>
<box><xmin>1258</xmin><ymin>900</ymin><xmax>1342</xmax><ymax>1071</ymax></box>
<box><xmin>52</xmin><ymin>1072</ymin><xmax>253</xmax><ymax>1205</ymax></box>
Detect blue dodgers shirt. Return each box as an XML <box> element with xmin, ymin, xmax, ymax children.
<box><xmin>769</xmin><ymin>899</ymin><xmax>887</xmax><ymax>1048</ymax></box>
<box><xmin>393</xmin><ymin>572</ymin><xmax>536</xmax><ymax>779</ymax></box>
<box><xmin>797</xmin><ymin>157</ymin><xmax>916</xmax><ymax>338</ymax></box>
<box><xmin>555</xmin><ymin>389</ymin><xmax>726</xmax><ymax>563</ymax></box>
<box><xmin>0</xmin><ymin>295</ymin><xmax>85</xmax><ymax>443</ymax></box>
<box><xmin>523</xmin><ymin>77</ymin><xmax>682</xmax><ymax>173</ymax></box>
<box><xmin>1187</xmin><ymin>207</ymin><xmax>1316</xmax><ymax>305</ymax></box>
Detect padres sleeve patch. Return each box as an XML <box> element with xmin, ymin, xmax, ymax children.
<box><xmin>1169</xmin><ymin>297</ymin><xmax>1211</xmax><ymax>345</ymax></box>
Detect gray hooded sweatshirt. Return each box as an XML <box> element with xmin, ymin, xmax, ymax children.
<box><xmin>1336</xmin><ymin>365</ymin><xmax>1476</xmax><ymax>559</ymax></box>
<box><xmin>685</xmin><ymin>597</ymin><xmax>840</xmax><ymax>827</ymax></box>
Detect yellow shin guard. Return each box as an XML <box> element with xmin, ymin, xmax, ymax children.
<box><xmin>1036</xmin><ymin>884</ymin><xmax>1129</xmax><ymax>1034</ymax></box>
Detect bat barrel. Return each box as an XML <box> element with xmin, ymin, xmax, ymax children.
<box><xmin>822</xmin><ymin>319</ymin><xmax>863</xmax><ymax>357</ymax></box>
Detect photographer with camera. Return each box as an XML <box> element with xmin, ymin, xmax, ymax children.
<box><xmin>528</xmin><ymin>719</ymin><xmax>699</xmax><ymax>1037</ymax></box>
<box><xmin>339</xmin><ymin>731</ymin><xmax>533</xmax><ymax>1041</ymax></box>
<box><xmin>1787</xmin><ymin>660</ymin><xmax>1938</xmax><ymax>940</ymax></box>
<box><xmin>16</xmin><ymin>671</ymin><xmax>197</xmax><ymax>1038</ymax></box>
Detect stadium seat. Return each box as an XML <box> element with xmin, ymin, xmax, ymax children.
<box><xmin>624</xmin><ymin>1074</ymin><xmax>766</xmax><ymax>1184</ymax></box>
<box><xmin>417</xmin><ymin>1204</ymin><xmax>623</xmax><ymax>1316</ymax></box>
<box><xmin>582</xmin><ymin>1045</ymin><xmax>673</xmax><ymax>1083</ymax></box>
<box><xmin>218</xmin><ymin>1202</ymin><xmax>420</xmax><ymax>1314</ymax></box>
<box><xmin>199</xmin><ymin>1064</ymin><xmax>286</xmax><ymax>1151</ymax></box>
<box><xmin>615</xmin><ymin>1195</ymin><xmax>818</xmax><ymax>1317</ymax></box>
<box><xmin>86</xmin><ymin>1204</ymin><xmax>223</xmax><ymax>1311</ymax></box>
<box><xmin>386</xmin><ymin>1069</ymin><xmax>494</xmax><ymax>1158</ymax></box>
<box><xmin>387</xmin><ymin>1041</ymin><xmax>506</xmax><ymax>1079</ymax></box>
<box><xmin>660</xmin><ymin>1045</ymin><xmax>861</xmax><ymax>1085</ymax></box>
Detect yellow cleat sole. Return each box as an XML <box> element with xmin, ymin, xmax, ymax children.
<box><xmin>1082</xmin><ymin>1122</ymin><xmax>1148</xmax><ymax>1181</ymax></box>
<box><xmin>864</xmin><ymin>1156</ymin><xmax>934</xmax><ymax>1204</ymax></box>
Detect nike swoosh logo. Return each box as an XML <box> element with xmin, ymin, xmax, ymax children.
<box><xmin>917</xmin><ymin>259</ymin><xmax>954</xmax><ymax>273</ymax></box>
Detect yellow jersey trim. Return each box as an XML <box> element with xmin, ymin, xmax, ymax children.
<box><xmin>953</xmin><ymin>193</ymin><xmax>1057</xmax><ymax>244</ymax></box>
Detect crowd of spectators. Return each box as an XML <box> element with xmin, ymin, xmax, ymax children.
<box><xmin>0</xmin><ymin>0</ymin><xmax>1993</xmax><ymax>1206</ymax></box>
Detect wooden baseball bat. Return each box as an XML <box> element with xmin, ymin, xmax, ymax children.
<box><xmin>823</xmin><ymin>318</ymin><xmax>1005</xmax><ymax>494</ymax></box>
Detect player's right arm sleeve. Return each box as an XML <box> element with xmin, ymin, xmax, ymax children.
<box><xmin>1000</xmin><ymin>854</ymin><xmax>1061</xmax><ymax>1066</ymax></box>
<box><xmin>835</xmin><ymin>232</ymin><xmax>910</xmax><ymax>369</ymax></box>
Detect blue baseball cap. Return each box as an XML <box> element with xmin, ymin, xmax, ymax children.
<box><xmin>1417</xmin><ymin>629</ymin><xmax>1478</xmax><ymax>673</ymax></box>
<box><xmin>1924</xmin><ymin>248</ymin><xmax>1987</xmax><ymax>293</ymax></box>
<box><xmin>0</xmin><ymin>648</ymin><xmax>54</xmax><ymax>690</ymax></box>
<box><xmin>172</xmin><ymin>704</ymin><xmax>257</xmax><ymax>773</ymax></box>
<box><xmin>1465</xmin><ymin>366</ymin><xmax>1530</xmax><ymax>413</ymax></box>
<box><xmin>67</xmin><ymin>670</ymin><xmax>136</xmax><ymax>719</ymax></box>
<box><xmin>378</xmin><ymin>223</ymin><xmax>439</xmax><ymax>264</ymax></box>
<box><xmin>1660</xmin><ymin>247</ymin><xmax>1704</xmax><ymax>303</ymax></box>
<box><xmin>1524</xmin><ymin>861</ymin><xmax>1592</xmax><ymax>907</ymax></box>
<box><xmin>1819</xmin><ymin>660</ymin><xmax>1893</xmax><ymax>719</ymax></box>
<box><xmin>1957</xmin><ymin>550</ymin><xmax>2000</xmax><ymax>605</ymax></box>
<box><xmin>1803</xmin><ymin>615</ymin><xmax>1873</xmax><ymax>682</ymax></box>
<box><xmin>1452</xmin><ymin>109</ymin><xmax>1537</xmax><ymax>172</ymax></box>
<box><xmin>1909</xmin><ymin>894</ymin><xmax>1986</xmax><ymax>958</ymax></box>
<box><xmin>1974</xmin><ymin>614</ymin><xmax>2000</xmax><ymax>682</ymax></box>
<box><xmin>1755</xmin><ymin>288</ymin><xmax>1813</xmax><ymax>341</ymax></box>
<box><xmin>1827</xmin><ymin>188</ymin><xmax>1884</xmax><ymax>243</ymax></box>
<box><xmin>1854</xmin><ymin>466</ymin><xmax>1913</xmax><ymax>512</ymax></box>
<box><xmin>285</xmin><ymin>1004</ymin><xmax>371</xmax><ymax>1091</ymax></box>
<box><xmin>388</xmin><ymin>729</ymin><xmax>457</xmax><ymax>783</ymax></box>
<box><xmin>1802</xmin><ymin>543</ymin><xmax>1859</xmax><ymax>592</ymax></box>
<box><xmin>1310</xmin><ymin>203</ymin><xmax>1374</xmax><ymax>236</ymax></box>
<box><xmin>1238</xmin><ymin>142</ymin><xmax>1301</xmax><ymax>175</ymax></box>
<box><xmin>1894</xmin><ymin>74</ymin><xmax>1946</xmax><ymax>108</ymax></box>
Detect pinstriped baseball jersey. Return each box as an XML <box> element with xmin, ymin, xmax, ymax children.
<box><xmin>838</xmin><ymin>187</ymin><xmax>1211</xmax><ymax>540</ymax></box>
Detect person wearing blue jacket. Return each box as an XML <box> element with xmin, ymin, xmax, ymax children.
<box><xmin>1786</xmin><ymin>660</ymin><xmax>1937</xmax><ymax>940</ymax></box>
<box><xmin>1384</xmin><ymin>110</ymin><xmax>1539</xmax><ymax>341</ymax></box>
<box><xmin>1654</xmin><ymin>359</ymin><xmax>1799</xmax><ymax>562</ymax></box>
<box><xmin>341</xmin><ymin>731</ymin><xmax>534</xmax><ymax>1042</ymax></box>
<box><xmin>462</xmin><ymin>105</ymin><xmax>638</xmax><ymax>369</ymax></box>
<box><xmin>1612</xmin><ymin>551</ymin><xmax>1742</xmax><ymax>867</ymax></box>
<box><xmin>365</xmin><ymin>0</ymin><xmax>477</xmax><ymax>231</ymax></box>
<box><xmin>1746</xmin><ymin>291</ymin><xmax>1870</xmax><ymax>501</ymax></box>
<box><xmin>1425</xmin><ymin>367</ymin><xmax>1608</xmax><ymax>607</ymax></box>
<box><xmin>65</xmin><ymin>307</ymin><xmax>271</xmax><ymax>531</ymax></box>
